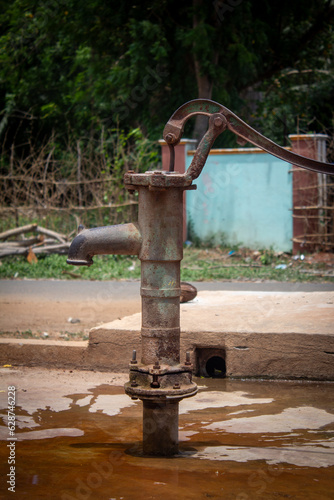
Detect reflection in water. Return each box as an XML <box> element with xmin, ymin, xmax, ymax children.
<box><xmin>179</xmin><ymin>390</ymin><xmax>274</xmax><ymax>414</ymax></box>
<box><xmin>5</xmin><ymin>427</ymin><xmax>84</xmax><ymax>441</ymax></box>
<box><xmin>206</xmin><ymin>406</ymin><xmax>334</xmax><ymax>433</ymax></box>
<box><xmin>0</xmin><ymin>370</ymin><xmax>333</xmax><ymax>499</ymax></box>
<box><xmin>192</xmin><ymin>444</ymin><xmax>334</xmax><ymax>467</ymax></box>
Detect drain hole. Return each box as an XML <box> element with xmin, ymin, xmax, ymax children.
<box><xmin>205</xmin><ymin>356</ymin><xmax>226</xmax><ymax>378</ymax></box>
<box><xmin>196</xmin><ymin>348</ymin><xmax>226</xmax><ymax>377</ymax></box>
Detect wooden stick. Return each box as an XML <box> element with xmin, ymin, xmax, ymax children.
<box><xmin>0</xmin><ymin>243</ymin><xmax>70</xmax><ymax>258</ymax></box>
<box><xmin>0</xmin><ymin>224</ymin><xmax>38</xmax><ymax>240</ymax></box>
<box><xmin>0</xmin><ymin>236</ymin><xmax>42</xmax><ymax>247</ymax></box>
<box><xmin>0</xmin><ymin>247</ymin><xmax>28</xmax><ymax>257</ymax></box>
<box><xmin>0</xmin><ymin>175</ymin><xmax>116</xmax><ymax>185</ymax></box>
<box><xmin>35</xmin><ymin>226</ymin><xmax>66</xmax><ymax>243</ymax></box>
<box><xmin>33</xmin><ymin>243</ymin><xmax>69</xmax><ymax>253</ymax></box>
<box><xmin>0</xmin><ymin>201</ymin><xmax>138</xmax><ymax>213</ymax></box>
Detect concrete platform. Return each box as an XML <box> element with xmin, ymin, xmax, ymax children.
<box><xmin>1</xmin><ymin>290</ymin><xmax>333</xmax><ymax>380</ymax></box>
<box><xmin>89</xmin><ymin>290</ymin><xmax>334</xmax><ymax>380</ymax></box>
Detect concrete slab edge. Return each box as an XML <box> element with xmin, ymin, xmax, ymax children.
<box><xmin>0</xmin><ymin>331</ymin><xmax>333</xmax><ymax>380</ymax></box>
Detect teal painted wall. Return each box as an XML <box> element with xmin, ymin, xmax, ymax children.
<box><xmin>186</xmin><ymin>151</ymin><xmax>293</xmax><ymax>251</ymax></box>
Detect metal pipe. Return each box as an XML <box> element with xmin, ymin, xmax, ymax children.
<box><xmin>67</xmin><ymin>170</ymin><xmax>197</xmax><ymax>456</ymax></box>
<box><xmin>123</xmin><ymin>172</ymin><xmax>197</xmax><ymax>456</ymax></box>
<box><xmin>138</xmin><ymin>185</ymin><xmax>183</xmax><ymax>366</ymax></box>
<box><xmin>143</xmin><ymin>400</ymin><xmax>179</xmax><ymax>456</ymax></box>
<box><xmin>67</xmin><ymin>223</ymin><xmax>142</xmax><ymax>266</ymax></box>
<box><xmin>137</xmin><ymin>185</ymin><xmax>183</xmax><ymax>454</ymax></box>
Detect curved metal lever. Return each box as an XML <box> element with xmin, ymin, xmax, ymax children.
<box><xmin>163</xmin><ymin>99</ymin><xmax>334</xmax><ymax>180</ymax></box>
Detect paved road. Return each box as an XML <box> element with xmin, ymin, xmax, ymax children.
<box><xmin>0</xmin><ymin>279</ymin><xmax>333</xmax><ymax>301</ymax></box>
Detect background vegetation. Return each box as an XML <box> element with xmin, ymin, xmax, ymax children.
<box><xmin>1</xmin><ymin>0</ymin><xmax>333</xmax><ymax>148</ymax></box>
<box><xmin>0</xmin><ymin>0</ymin><xmax>333</xmax><ymax>252</ymax></box>
<box><xmin>1</xmin><ymin>247</ymin><xmax>333</xmax><ymax>283</ymax></box>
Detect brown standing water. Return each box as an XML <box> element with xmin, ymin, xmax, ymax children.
<box><xmin>0</xmin><ymin>367</ymin><xmax>333</xmax><ymax>499</ymax></box>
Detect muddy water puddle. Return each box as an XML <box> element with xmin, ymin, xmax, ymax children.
<box><xmin>0</xmin><ymin>368</ymin><xmax>333</xmax><ymax>499</ymax></box>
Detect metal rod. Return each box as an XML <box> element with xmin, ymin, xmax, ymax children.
<box><xmin>168</xmin><ymin>143</ymin><xmax>175</xmax><ymax>172</ymax></box>
<box><xmin>143</xmin><ymin>400</ymin><xmax>179</xmax><ymax>456</ymax></box>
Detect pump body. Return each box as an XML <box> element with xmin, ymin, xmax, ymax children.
<box><xmin>67</xmin><ymin>98</ymin><xmax>334</xmax><ymax>456</ymax></box>
<box><xmin>67</xmin><ymin>170</ymin><xmax>197</xmax><ymax>456</ymax></box>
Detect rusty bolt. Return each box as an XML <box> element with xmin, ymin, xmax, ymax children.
<box><xmin>126</xmin><ymin>184</ymin><xmax>136</xmax><ymax>194</ymax></box>
<box><xmin>153</xmin><ymin>360</ymin><xmax>160</xmax><ymax>370</ymax></box>
<box><xmin>213</xmin><ymin>116</ymin><xmax>224</xmax><ymax>128</ymax></box>
<box><xmin>173</xmin><ymin>383</ymin><xmax>180</xmax><ymax>390</ymax></box>
<box><xmin>130</xmin><ymin>349</ymin><xmax>137</xmax><ymax>364</ymax></box>
<box><xmin>151</xmin><ymin>373</ymin><xmax>160</xmax><ymax>388</ymax></box>
<box><xmin>165</xmin><ymin>133</ymin><xmax>175</xmax><ymax>144</ymax></box>
<box><xmin>185</xmin><ymin>351</ymin><xmax>191</xmax><ymax>366</ymax></box>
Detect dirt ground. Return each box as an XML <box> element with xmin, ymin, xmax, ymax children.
<box><xmin>0</xmin><ymin>297</ymin><xmax>141</xmax><ymax>340</ymax></box>
<box><xmin>1</xmin><ymin>277</ymin><xmax>333</xmax><ymax>342</ymax></box>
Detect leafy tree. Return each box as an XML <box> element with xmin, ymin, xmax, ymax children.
<box><xmin>0</xmin><ymin>0</ymin><xmax>333</xmax><ymax>152</ymax></box>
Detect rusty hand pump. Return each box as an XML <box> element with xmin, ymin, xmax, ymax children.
<box><xmin>163</xmin><ymin>99</ymin><xmax>334</xmax><ymax>177</ymax></box>
<box><xmin>67</xmin><ymin>99</ymin><xmax>334</xmax><ymax>457</ymax></box>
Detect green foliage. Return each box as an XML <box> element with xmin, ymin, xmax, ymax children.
<box><xmin>187</xmin><ymin>217</ymin><xmax>229</xmax><ymax>248</ymax></box>
<box><xmin>259</xmin><ymin>248</ymin><xmax>276</xmax><ymax>266</ymax></box>
<box><xmin>0</xmin><ymin>0</ymin><xmax>333</xmax><ymax>151</ymax></box>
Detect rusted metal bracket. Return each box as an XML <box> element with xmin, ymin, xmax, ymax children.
<box><xmin>163</xmin><ymin>99</ymin><xmax>334</xmax><ymax>179</ymax></box>
<box><xmin>125</xmin><ymin>361</ymin><xmax>196</xmax><ymax>400</ymax></box>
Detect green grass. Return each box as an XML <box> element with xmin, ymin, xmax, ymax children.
<box><xmin>0</xmin><ymin>248</ymin><xmax>333</xmax><ymax>283</ymax></box>
<box><xmin>0</xmin><ymin>253</ymin><xmax>141</xmax><ymax>281</ymax></box>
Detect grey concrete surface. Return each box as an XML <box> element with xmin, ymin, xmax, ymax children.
<box><xmin>1</xmin><ymin>280</ymin><xmax>333</xmax><ymax>379</ymax></box>
<box><xmin>0</xmin><ymin>278</ymin><xmax>333</xmax><ymax>302</ymax></box>
<box><xmin>98</xmin><ymin>290</ymin><xmax>334</xmax><ymax>335</ymax></box>
<box><xmin>89</xmin><ymin>290</ymin><xmax>334</xmax><ymax>379</ymax></box>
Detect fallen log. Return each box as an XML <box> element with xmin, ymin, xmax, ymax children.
<box><xmin>33</xmin><ymin>243</ymin><xmax>70</xmax><ymax>254</ymax></box>
<box><xmin>0</xmin><ymin>242</ymin><xmax>70</xmax><ymax>258</ymax></box>
<box><xmin>0</xmin><ymin>236</ymin><xmax>43</xmax><ymax>247</ymax></box>
<box><xmin>0</xmin><ymin>224</ymin><xmax>66</xmax><ymax>243</ymax></box>
<box><xmin>0</xmin><ymin>224</ymin><xmax>38</xmax><ymax>240</ymax></box>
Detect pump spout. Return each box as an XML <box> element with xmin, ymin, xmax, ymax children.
<box><xmin>67</xmin><ymin>222</ymin><xmax>142</xmax><ymax>266</ymax></box>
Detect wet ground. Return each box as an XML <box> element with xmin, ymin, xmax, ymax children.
<box><xmin>0</xmin><ymin>367</ymin><xmax>333</xmax><ymax>499</ymax></box>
